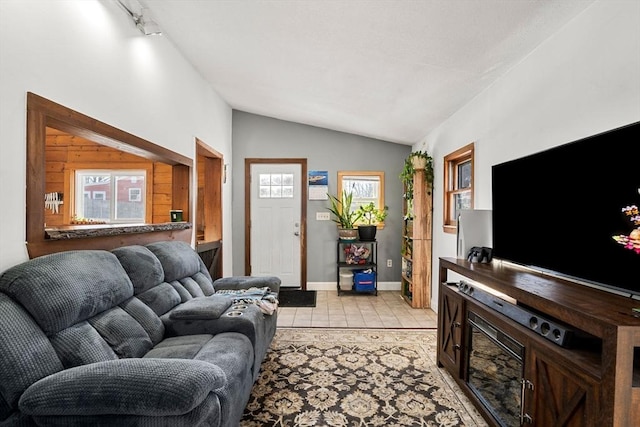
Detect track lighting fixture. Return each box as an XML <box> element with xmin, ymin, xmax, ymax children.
<box><xmin>116</xmin><ymin>0</ymin><xmax>162</xmax><ymax>36</ymax></box>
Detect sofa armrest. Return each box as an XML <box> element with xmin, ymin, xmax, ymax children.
<box><xmin>19</xmin><ymin>358</ymin><xmax>226</xmax><ymax>417</ymax></box>
<box><xmin>213</xmin><ymin>276</ymin><xmax>281</xmax><ymax>294</ymax></box>
<box><xmin>170</xmin><ymin>295</ymin><xmax>233</xmax><ymax>320</ymax></box>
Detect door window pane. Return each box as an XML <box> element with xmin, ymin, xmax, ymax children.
<box><xmin>259</xmin><ymin>173</ymin><xmax>294</xmax><ymax>198</ymax></box>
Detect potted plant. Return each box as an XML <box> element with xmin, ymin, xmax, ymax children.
<box><xmin>400</xmin><ymin>150</ymin><xmax>434</xmax><ymax>200</ymax></box>
<box><xmin>327</xmin><ymin>190</ymin><xmax>362</xmax><ymax>241</ymax></box>
<box><xmin>357</xmin><ymin>202</ymin><xmax>388</xmax><ymax>241</ymax></box>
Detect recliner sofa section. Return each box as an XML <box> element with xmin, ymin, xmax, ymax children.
<box><xmin>0</xmin><ymin>242</ymin><xmax>280</xmax><ymax>427</ymax></box>
<box><xmin>112</xmin><ymin>241</ymin><xmax>280</xmax><ymax>377</ymax></box>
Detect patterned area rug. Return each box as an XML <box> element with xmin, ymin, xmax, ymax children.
<box><xmin>240</xmin><ymin>328</ymin><xmax>487</xmax><ymax>426</ymax></box>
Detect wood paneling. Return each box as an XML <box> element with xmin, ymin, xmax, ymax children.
<box><xmin>152</xmin><ymin>163</ymin><xmax>173</xmax><ymax>223</ymax></box>
<box><xmin>44</xmin><ymin>131</ymin><xmax>168</xmax><ymax>227</ymax></box>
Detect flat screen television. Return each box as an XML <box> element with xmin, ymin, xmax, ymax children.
<box><xmin>492</xmin><ymin>121</ymin><xmax>640</xmax><ymax>298</ymax></box>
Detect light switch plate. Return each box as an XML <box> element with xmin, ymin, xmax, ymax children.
<box><xmin>316</xmin><ymin>212</ymin><xmax>331</xmax><ymax>221</ymax></box>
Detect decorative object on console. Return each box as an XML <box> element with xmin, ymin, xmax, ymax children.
<box><xmin>466</xmin><ymin>246</ymin><xmax>493</xmax><ymax>263</ymax></box>
<box><xmin>612</xmin><ymin>203</ymin><xmax>640</xmax><ymax>254</ymax></box>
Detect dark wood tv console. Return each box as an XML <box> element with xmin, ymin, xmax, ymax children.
<box><xmin>437</xmin><ymin>257</ymin><xmax>640</xmax><ymax>427</ymax></box>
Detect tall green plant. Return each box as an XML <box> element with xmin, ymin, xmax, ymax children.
<box><xmin>327</xmin><ymin>190</ymin><xmax>362</xmax><ymax>228</ymax></box>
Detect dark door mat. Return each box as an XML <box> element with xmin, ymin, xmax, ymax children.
<box><xmin>278</xmin><ymin>290</ymin><xmax>317</xmax><ymax>307</ymax></box>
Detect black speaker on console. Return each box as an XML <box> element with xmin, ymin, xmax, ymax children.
<box><xmin>457</xmin><ymin>281</ymin><xmax>576</xmax><ymax>348</ymax></box>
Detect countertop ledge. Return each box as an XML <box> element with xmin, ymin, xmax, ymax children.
<box><xmin>45</xmin><ymin>222</ymin><xmax>192</xmax><ymax>240</ymax></box>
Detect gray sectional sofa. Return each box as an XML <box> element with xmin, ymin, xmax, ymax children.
<box><xmin>0</xmin><ymin>241</ymin><xmax>280</xmax><ymax>426</ymax></box>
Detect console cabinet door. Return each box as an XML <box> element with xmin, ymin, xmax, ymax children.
<box><xmin>438</xmin><ymin>285</ymin><xmax>465</xmax><ymax>377</ymax></box>
<box><xmin>527</xmin><ymin>343</ymin><xmax>601</xmax><ymax>427</ymax></box>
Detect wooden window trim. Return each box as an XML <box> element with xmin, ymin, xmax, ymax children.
<box><xmin>443</xmin><ymin>142</ymin><xmax>475</xmax><ymax>234</ymax></box>
<box><xmin>26</xmin><ymin>92</ymin><xmax>193</xmax><ymax>258</ymax></box>
<box><xmin>337</xmin><ymin>170</ymin><xmax>386</xmax><ymax>228</ymax></box>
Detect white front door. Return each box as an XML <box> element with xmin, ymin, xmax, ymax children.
<box><xmin>250</xmin><ymin>163</ymin><xmax>302</xmax><ymax>287</ymax></box>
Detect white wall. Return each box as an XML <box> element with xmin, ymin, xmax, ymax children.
<box><xmin>419</xmin><ymin>0</ymin><xmax>640</xmax><ymax>310</ymax></box>
<box><xmin>0</xmin><ymin>0</ymin><xmax>234</xmax><ymax>274</ymax></box>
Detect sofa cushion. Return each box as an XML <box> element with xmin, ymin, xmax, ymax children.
<box><xmin>49</xmin><ymin>322</ymin><xmax>119</xmax><ymax>368</ymax></box>
<box><xmin>174</xmin><ymin>277</ymin><xmax>207</xmax><ymax>298</ymax></box>
<box><xmin>88</xmin><ymin>306</ymin><xmax>154</xmax><ymax>358</ymax></box>
<box><xmin>0</xmin><ymin>250</ymin><xmax>133</xmax><ymax>335</ymax></box>
<box><xmin>136</xmin><ymin>282</ymin><xmax>182</xmax><ymax>316</ymax></box>
<box><xmin>119</xmin><ymin>296</ymin><xmax>165</xmax><ymax>345</ymax></box>
<box><xmin>144</xmin><ymin>334</ymin><xmax>217</xmax><ymax>359</ymax></box>
<box><xmin>112</xmin><ymin>245</ymin><xmax>165</xmax><ymax>294</ymax></box>
<box><xmin>169</xmin><ymin>295</ymin><xmax>233</xmax><ymax>320</ymax></box>
<box><xmin>0</xmin><ymin>294</ymin><xmax>64</xmax><ymax>420</ymax></box>
<box><xmin>145</xmin><ymin>332</ymin><xmax>255</xmax><ymax>427</ymax></box>
<box><xmin>48</xmin><ymin>303</ymin><xmax>157</xmax><ymax>368</ymax></box>
<box><xmin>147</xmin><ymin>241</ymin><xmax>213</xmax><ymax>288</ymax></box>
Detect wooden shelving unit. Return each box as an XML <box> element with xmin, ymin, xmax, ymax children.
<box><xmin>400</xmin><ymin>168</ymin><xmax>432</xmax><ymax>308</ymax></box>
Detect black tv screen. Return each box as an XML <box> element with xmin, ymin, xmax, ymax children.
<box><xmin>492</xmin><ymin>121</ymin><xmax>640</xmax><ymax>297</ymax></box>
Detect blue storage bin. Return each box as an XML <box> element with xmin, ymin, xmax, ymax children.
<box><xmin>354</xmin><ymin>271</ymin><xmax>376</xmax><ymax>292</ymax></box>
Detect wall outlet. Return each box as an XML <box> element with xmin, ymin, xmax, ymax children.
<box><xmin>316</xmin><ymin>212</ymin><xmax>331</xmax><ymax>221</ymax></box>
<box><xmin>387</xmin><ymin>259</ymin><xmax>393</xmax><ymax>267</ymax></box>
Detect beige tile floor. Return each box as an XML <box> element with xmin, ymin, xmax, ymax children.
<box><xmin>277</xmin><ymin>290</ymin><xmax>438</xmax><ymax>328</ymax></box>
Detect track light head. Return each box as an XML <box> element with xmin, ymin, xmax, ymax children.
<box><xmin>134</xmin><ymin>10</ymin><xmax>162</xmax><ymax>36</ymax></box>
<box><xmin>116</xmin><ymin>0</ymin><xmax>162</xmax><ymax>36</ymax></box>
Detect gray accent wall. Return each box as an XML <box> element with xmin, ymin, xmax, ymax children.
<box><xmin>232</xmin><ymin>111</ymin><xmax>411</xmax><ymax>285</ymax></box>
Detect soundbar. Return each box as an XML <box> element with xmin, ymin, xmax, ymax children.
<box><xmin>456</xmin><ymin>281</ymin><xmax>576</xmax><ymax>348</ymax></box>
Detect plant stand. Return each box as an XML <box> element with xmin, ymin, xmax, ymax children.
<box><xmin>336</xmin><ymin>239</ymin><xmax>377</xmax><ymax>296</ymax></box>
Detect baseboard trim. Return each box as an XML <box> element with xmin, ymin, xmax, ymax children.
<box><xmin>307</xmin><ymin>282</ymin><xmax>401</xmax><ymax>291</ymax></box>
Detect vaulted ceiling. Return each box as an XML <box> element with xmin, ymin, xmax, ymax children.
<box><xmin>138</xmin><ymin>0</ymin><xmax>595</xmax><ymax>145</ymax></box>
